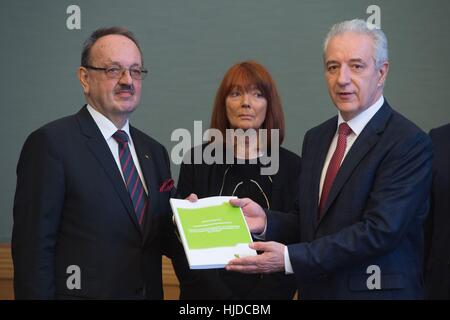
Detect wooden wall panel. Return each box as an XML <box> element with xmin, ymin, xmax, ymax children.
<box><xmin>0</xmin><ymin>244</ymin><xmax>14</xmax><ymax>300</ymax></box>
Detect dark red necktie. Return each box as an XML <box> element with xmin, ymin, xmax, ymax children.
<box><xmin>318</xmin><ymin>122</ymin><xmax>352</xmax><ymax>218</ymax></box>
<box><xmin>113</xmin><ymin>130</ymin><xmax>148</xmax><ymax>226</ymax></box>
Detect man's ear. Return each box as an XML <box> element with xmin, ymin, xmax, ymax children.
<box><xmin>78</xmin><ymin>67</ymin><xmax>89</xmax><ymax>94</ymax></box>
<box><xmin>378</xmin><ymin>61</ymin><xmax>389</xmax><ymax>87</ymax></box>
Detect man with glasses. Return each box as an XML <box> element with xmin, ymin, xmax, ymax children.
<box><xmin>12</xmin><ymin>27</ymin><xmax>189</xmax><ymax>299</ymax></box>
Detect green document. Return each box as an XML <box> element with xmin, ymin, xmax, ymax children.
<box><xmin>177</xmin><ymin>202</ymin><xmax>252</xmax><ymax>249</ymax></box>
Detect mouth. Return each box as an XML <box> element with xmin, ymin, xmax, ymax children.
<box><xmin>239</xmin><ymin>115</ymin><xmax>254</xmax><ymax>120</ymax></box>
<box><xmin>337</xmin><ymin>92</ymin><xmax>354</xmax><ymax>99</ymax></box>
<box><xmin>115</xmin><ymin>90</ymin><xmax>134</xmax><ymax>98</ymax></box>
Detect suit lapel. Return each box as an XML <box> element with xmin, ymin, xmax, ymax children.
<box><xmin>76</xmin><ymin>106</ymin><xmax>142</xmax><ymax>234</ymax></box>
<box><xmin>130</xmin><ymin>127</ymin><xmax>160</xmax><ymax>244</ymax></box>
<box><xmin>318</xmin><ymin>103</ymin><xmax>393</xmax><ymax>224</ymax></box>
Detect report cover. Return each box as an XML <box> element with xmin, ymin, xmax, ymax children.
<box><xmin>170</xmin><ymin>196</ymin><xmax>256</xmax><ymax>269</ymax></box>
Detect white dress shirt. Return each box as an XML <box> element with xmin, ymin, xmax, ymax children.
<box><xmin>86</xmin><ymin>104</ymin><xmax>148</xmax><ymax>194</ymax></box>
<box><xmin>284</xmin><ymin>96</ymin><xmax>385</xmax><ymax>274</ymax></box>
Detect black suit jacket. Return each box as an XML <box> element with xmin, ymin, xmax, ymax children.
<box><xmin>267</xmin><ymin>101</ymin><xmax>432</xmax><ymax>299</ymax></box>
<box><xmin>12</xmin><ymin>106</ymin><xmax>187</xmax><ymax>299</ymax></box>
<box><xmin>177</xmin><ymin>144</ymin><xmax>301</xmax><ymax>299</ymax></box>
<box><xmin>425</xmin><ymin>124</ymin><xmax>450</xmax><ymax>299</ymax></box>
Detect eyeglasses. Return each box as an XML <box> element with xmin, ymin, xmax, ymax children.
<box><xmin>84</xmin><ymin>65</ymin><xmax>148</xmax><ymax>80</ymax></box>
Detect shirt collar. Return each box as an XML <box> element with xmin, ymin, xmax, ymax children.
<box><xmin>86</xmin><ymin>104</ymin><xmax>132</xmax><ymax>144</ymax></box>
<box><xmin>337</xmin><ymin>95</ymin><xmax>384</xmax><ymax>136</ymax></box>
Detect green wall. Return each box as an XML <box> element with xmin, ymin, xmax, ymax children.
<box><xmin>1</xmin><ymin>0</ymin><xmax>449</xmax><ymax>242</ymax></box>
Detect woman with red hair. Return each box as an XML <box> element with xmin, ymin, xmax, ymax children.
<box><xmin>177</xmin><ymin>61</ymin><xmax>301</xmax><ymax>300</ymax></box>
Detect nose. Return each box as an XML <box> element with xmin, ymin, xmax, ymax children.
<box><xmin>337</xmin><ymin>65</ymin><xmax>351</xmax><ymax>86</ymax></box>
<box><xmin>241</xmin><ymin>93</ymin><xmax>251</xmax><ymax>107</ymax></box>
<box><xmin>118</xmin><ymin>68</ymin><xmax>133</xmax><ymax>84</ymax></box>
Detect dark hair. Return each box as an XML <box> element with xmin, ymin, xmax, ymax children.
<box><xmin>210</xmin><ymin>60</ymin><xmax>285</xmax><ymax>145</ymax></box>
<box><xmin>81</xmin><ymin>26</ymin><xmax>143</xmax><ymax>67</ymax></box>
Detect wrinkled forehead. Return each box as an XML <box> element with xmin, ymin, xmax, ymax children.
<box><xmin>90</xmin><ymin>34</ymin><xmax>143</xmax><ymax>65</ymax></box>
<box><xmin>325</xmin><ymin>32</ymin><xmax>375</xmax><ymax>62</ymax></box>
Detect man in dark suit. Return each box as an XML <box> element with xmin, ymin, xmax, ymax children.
<box><xmin>226</xmin><ymin>19</ymin><xmax>432</xmax><ymax>299</ymax></box>
<box><xmin>425</xmin><ymin>124</ymin><xmax>450</xmax><ymax>299</ymax></box>
<box><xmin>12</xmin><ymin>27</ymin><xmax>187</xmax><ymax>299</ymax></box>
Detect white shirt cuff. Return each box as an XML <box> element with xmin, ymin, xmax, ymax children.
<box><xmin>284</xmin><ymin>246</ymin><xmax>294</xmax><ymax>274</ymax></box>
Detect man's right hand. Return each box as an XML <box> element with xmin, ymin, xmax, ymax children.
<box><xmin>229</xmin><ymin>198</ymin><xmax>267</xmax><ymax>234</ymax></box>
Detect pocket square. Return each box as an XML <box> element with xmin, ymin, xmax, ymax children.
<box><xmin>159</xmin><ymin>178</ymin><xmax>174</xmax><ymax>192</ymax></box>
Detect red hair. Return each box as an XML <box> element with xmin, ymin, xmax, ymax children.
<box><xmin>210</xmin><ymin>61</ymin><xmax>285</xmax><ymax>145</ymax></box>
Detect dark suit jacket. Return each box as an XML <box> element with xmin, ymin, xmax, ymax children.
<box><xmin>425</xmin><ymin>124</ymin><xmax>450</xmax><ymax>299</ymax></box>
<box><xmin>177</xmin><ymin>144</ymin><xmax>301</xmax><ymax>299</ymax></box>
<box><xmin>266</xmin><ymin>101</ymin><xmax>432</xmax><ymax>299</ymax></box>
<box><xmin>12</xmin><ymin>106</ymin><xmax>187</xmax><ymax>299</ymax></box>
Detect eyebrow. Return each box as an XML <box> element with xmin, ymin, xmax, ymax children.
<box><xmin>348</xmin><ymin>58</ymin><xmax>365</xmax><ymax>64</ymax></box>
<box><xmin>326</xmin><ymin>58</ymin><xmax>366</xmax><ymax>66</ymax></box>
<box><xmin>326</xmin><ymin>60</ymin><xmax>340</xmax><ymax>66</ymax></box>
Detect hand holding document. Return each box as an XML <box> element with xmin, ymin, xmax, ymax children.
<box><xmin>170</xmin><ymin>196</ymin><xmax>257</xmax><ymax>269</ymax></box>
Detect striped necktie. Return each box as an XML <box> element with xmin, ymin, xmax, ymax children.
<box><xmin>112</xmin><ymin>130</ymin><xmax>148</xmax><ymax>226</ymax></box>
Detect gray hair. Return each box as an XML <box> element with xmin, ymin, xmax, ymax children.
<box><xmin>323</xmin><ymin>19</ymin><xmax>388</xmax><ymax>69</ymax></box>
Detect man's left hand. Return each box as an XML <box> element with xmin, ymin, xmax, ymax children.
<box><xmin>226</xmin><ymin>241</ymin><xmax>285</xmax><ymax>274</ymax></box>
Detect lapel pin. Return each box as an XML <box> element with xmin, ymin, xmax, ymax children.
<box><xmin>145</xmin><ymin>154</ymin><xmax>150</xmax><ymax>159</ymax></box>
